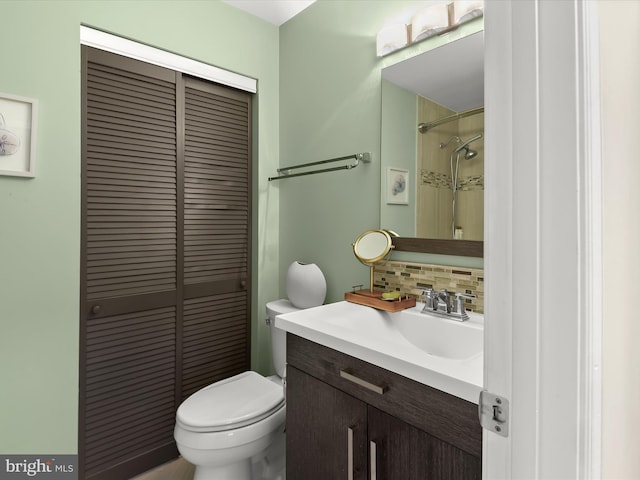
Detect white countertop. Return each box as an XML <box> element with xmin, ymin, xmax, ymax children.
<box><xmin>276</xmin><ymin>300</ymin><xmax>483</xmax><ymax>404</ymax></box>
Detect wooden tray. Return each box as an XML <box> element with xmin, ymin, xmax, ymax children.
<box><xmin>344</xmin><ymin>290</ymin><xmax>416</xmax><ymax>312</ymax></box>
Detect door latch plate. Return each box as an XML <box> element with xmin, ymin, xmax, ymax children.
<box><xmin>479</xmin><ymin>390</ymin><xmax>509</xmax><ymax>437</ymax></box>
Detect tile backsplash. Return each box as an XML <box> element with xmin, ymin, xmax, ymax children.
<box><xmin>374</xmin><ymin>260</ymin><xmax>484</xmax><ymax>314</ymax></box>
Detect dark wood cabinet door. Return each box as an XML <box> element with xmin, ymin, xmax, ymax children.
<box><xmin>368</xmin><ymin>406</ymin><xmax>481</xmax><ymax>480</ymax></box>
<box><xmin>286</xmin><ymin>366</ymin><xmax>368</xmax><ymax>480</ymax></box>
<box><xmin>286</xmin><ymin>335</ymin><xmax>483</xmax><ymax>479</ymax></box>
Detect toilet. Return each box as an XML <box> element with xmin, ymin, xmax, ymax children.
<box><xmin>174</xmin><ymin>262</ymin><xmax>326</xmax><ymax>480</ymax></box>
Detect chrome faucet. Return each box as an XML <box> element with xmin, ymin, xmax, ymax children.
<box><xmin>421</xmin><ymin>288</ymin><xmax>475</xmax><ymax>322</ymax></box>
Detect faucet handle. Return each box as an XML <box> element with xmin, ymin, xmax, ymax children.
<box><xmin>453</xmin><ymin>292</ymin><xmax>476</xmax><ymax>316</ymax></box>
<box><xmin>421</xmin><ymin>288</ymin><xmax>436</xmax><ymax>310</ymax></box>
<box><xmin>456</xmin><ymin>291</ymin><xmax>475</xmax><ymax>296</ymax></box>
<box><xmin>454</xmin><ymin>292</ymin><xmax>476</xmax><ymax>301</ymax></box>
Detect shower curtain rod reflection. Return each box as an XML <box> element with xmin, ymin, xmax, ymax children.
<box><xmin>268</xmin><ymin>152</ymin><xmax>371</xmax><ymax>181</ymax></box>
<box><xmin>418</xmin><ymin>106</ymin><xmax>484</xmax><ymax>133</ymax></box>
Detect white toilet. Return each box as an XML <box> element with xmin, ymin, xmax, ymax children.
<box><xmin>174</xmin><ymin>262</ymin><xmax>326</xmax><ymax>480</ymax></box>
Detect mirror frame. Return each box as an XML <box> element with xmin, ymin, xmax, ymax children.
<box><xmin>353</xmin><ymin>229</ymin><xmax>394</xmax><ymax>265</ymax></box>
<box><xmin>392</xmin><ymin>237</ymin><xmax>483</xmax><ymax>257</ymax></box>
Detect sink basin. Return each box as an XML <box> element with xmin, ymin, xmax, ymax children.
<box><xmin>319</xmin><ymin>303</ymin><xmax>483</xmax><ymax>360</ymax></box>
<box><xmin>275</xmin><ymin>300</ymin><xmax>484</xmax><ymax>403</ymax></box>
<box><xmin>392</xmin><ymin>307</ymin><xmax>483</xmax><ymax>360</ymax></box>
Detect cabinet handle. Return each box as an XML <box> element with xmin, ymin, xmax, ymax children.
<box><xmin>370</xmin><ymin>440</ymin><xmax>377</xmax><ymax>480</ymax></box>
<box><xmin>340</xmin><ymin>369</ymin><xmax>387</xmax><ymax>395</ymax></box>
<box><xmin>348</xmin><ymin>427</ymin><xmax>354</xmax><ymax>480</ymax></box>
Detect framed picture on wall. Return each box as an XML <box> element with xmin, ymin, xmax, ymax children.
<box><xmin>386</xmin><ymin>167</ymin><xmax>409</xmax><ymax>204</ymax></box>
<box><xmin>0</xmin><ymin>92</ymin><xmax>38</xmax><ymax>177</ymax></box>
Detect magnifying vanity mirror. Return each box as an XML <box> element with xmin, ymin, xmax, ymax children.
<box><xmin>380</xmin><ymin>30</ymin><xmax>484</xmax><ymax>257</ymax></box>
<box><xmin>347</xmin><ymin>229</ymin><xmax>416</xmax><ymax>312</ymax></box>
<box><xmin>352</xmin><ymin>229</ymin><xmax>394</xmax><ymax>293</ymax></box>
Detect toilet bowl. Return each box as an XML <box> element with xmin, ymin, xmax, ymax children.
<box><xmin>175</xmin><ymin>372</ymin><xmax>286</xmax><ymax>480</ymax></box>
<box><xmin>174</xmin><ymin>261</ymin><xmax>326</xmax><ymax>480</ymax></box>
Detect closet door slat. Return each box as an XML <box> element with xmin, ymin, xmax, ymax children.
<box><xmin>84</xmin><ymin>307</ymin><xmax>177</xmax><ymax>476</ymax></box>
<box><xmin>182</xmin><ymin>293</ymin><xmax>249</xmax><ymax>399</ymax></box>
<box><xmin>85</xmin><ymin>57</ymin><xmax>178</xmax><ymax>302</ymax></box>
<box><xmin>183</xmin><ymin>81</ymin><xmax>250</xmax><ymax>287</ymax></box>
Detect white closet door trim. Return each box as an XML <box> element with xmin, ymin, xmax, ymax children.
<box><xmin>80</xmin><ymin>25</ymin><xmax>257</xmax><ymax>93</ymax></box>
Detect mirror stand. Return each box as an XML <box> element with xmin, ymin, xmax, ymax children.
<box><xmin>352</xmin><ymin>229</ymin><xmax>393</xmax><ymax>293</ymax></box>
<box><xmin>348</xmin><ymin>230</ymin><xmax>416</xmax><ymax>312</ymax></box>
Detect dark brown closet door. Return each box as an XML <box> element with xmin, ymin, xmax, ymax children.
<box><xmin>181</xmin><ymin>78</ymin><xmax>251</xmax><ymax>399</ymax></box>
<box><xmin>81</xmin><ymin>48</ymin><xmax>179</xmax><ymax>480</ymax></box>
<box><xmin>80</xmin><ymin>47</ymin><xmax>251</xmax><ymax>480</ymax></box>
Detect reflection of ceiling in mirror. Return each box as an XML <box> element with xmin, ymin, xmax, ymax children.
<box><xmin>381</xmin><ymin>31</ymin><xmax>484</xmax><ymax>112</ymax></box>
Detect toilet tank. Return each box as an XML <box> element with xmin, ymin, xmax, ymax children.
<box><xmin>266</xmin><ymin>299</ymin><xmax>299</xmax><ymax>379</ymax></box>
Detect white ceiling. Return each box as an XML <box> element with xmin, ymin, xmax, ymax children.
<box><xmin>223</xmin><ymin>0</ymin><xmax>316</xmax><ymax>26</ymax></box>
<box><xmin>382</xmin><ymin>31</ymin><xmax>484</xmax><ymax>112</ymax></box>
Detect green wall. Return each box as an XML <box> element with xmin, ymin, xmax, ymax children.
<box><xmin>279</xmin><ymin>1</ymin><xmax>483</xmax><ymax>301</ymax></box>
<box><xmin>0</xmin><ymin>0</ymin><xmax>279</xmax><ymax>454</ymax></box>
<box><xmin>380</xmin><ymin>80</ymin><xmax>418</xmax><ymax>236</ymax></box>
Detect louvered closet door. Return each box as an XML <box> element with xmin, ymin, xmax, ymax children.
<box><xmin>81</xmin><ymin>48</ymin><xmax>179</xmax><ymax>480</ymax></box>
<box><xmin>80</xmin><ymin>47</ymin><xmax>251</xmax><ymax>480</ymax></box>
<box><xmin>182</xmin><ymin>78</ymin><xmax>251</xmax><ymax>399</ymax></box>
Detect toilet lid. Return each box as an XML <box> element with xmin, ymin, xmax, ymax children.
<box><xmin>176</xmin><ymin>371</ymin><xmax>284</xmax><ymax>433</ymax></box>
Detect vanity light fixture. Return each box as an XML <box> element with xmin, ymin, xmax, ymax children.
<box><xmin>410</xmin><ymin>3</ymin><xmax>450</xmax><ymax>43</ymax></box>
<box><xmin>453</xmin><ymin>0</ymin><xmax>484</xmax><ymax>25</ymax></box>
<box><xmin>376</xmin><ymin>24</ymin><xmax>409</xmax><ymax>57</ymax></box>
<box><xmin>375</xmin><ymin>1</ymin><xmax>483</xmax><ymax>57</ymax></box>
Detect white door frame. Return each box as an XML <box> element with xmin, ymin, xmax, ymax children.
<box><xmin>483</xmin><ymin>1</ymin><xmax>602</xmax><ymax>478</ymax></box>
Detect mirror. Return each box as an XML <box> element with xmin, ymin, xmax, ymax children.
<box><xmin>352</xmin><ymin>229</ymin><xmax>393</xmax><ymax>292</ymax></box>
<box><xmin>380</xmin><ymin>30</ymin><xmax>484</xmax><ymax>256</ymax></box>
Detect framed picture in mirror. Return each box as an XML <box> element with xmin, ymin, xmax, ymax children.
<box><xmin>386</xmin><ymin>167</ymin><xmax>409</xmax><ymax>205</ymax></box>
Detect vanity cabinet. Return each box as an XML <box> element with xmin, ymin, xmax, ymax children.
<box><xmin>287</xmin><ymin>365</ymin><xmax>368</xmax><ymax>479</ymax></box>
<box><xmin>286</xmin><ymin>334</ymin><xmax>482</xmax><ymax>480</ymax></box>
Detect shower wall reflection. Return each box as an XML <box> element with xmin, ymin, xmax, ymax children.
<box><xmin>417</xmin><ymin>97</ymin><xmax>484</xmax><ymax>240</ymax></box>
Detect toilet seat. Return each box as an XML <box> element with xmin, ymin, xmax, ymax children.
<box><xmin>176</xmin><ymin>371</ymin><xmax>284</xmax><ymax>433</ymax></box>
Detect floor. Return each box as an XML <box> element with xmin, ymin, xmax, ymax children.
<box><xmin>130</xmin><ymin>429</ymin><xmax>285</xmax><ymax>480</ymax></box>
<box><xmin>130</xmin><ymin>458</ymin><xmax>194</xmax><ymax>480</ymax></box>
